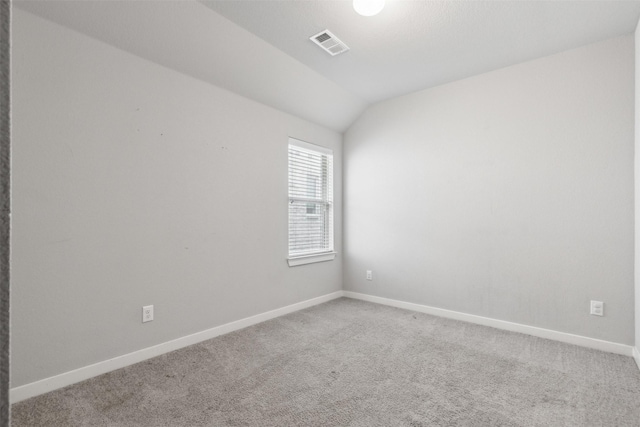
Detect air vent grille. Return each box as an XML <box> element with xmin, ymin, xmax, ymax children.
<box><xmin>315</xmin><ymin>33</ymin><xmax>331</xmax><ymax>43</ymax></box>
<box><xmin>310</xmin><ymin>30</ymin><xmax>349</xmax><ymax>56</ymax></box>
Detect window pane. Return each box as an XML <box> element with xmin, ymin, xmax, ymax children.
<box><xmin>288</xmin><ymin>139</ymin><xmax>333</xmax><ymax>257</ymax></box>
<box><xmin>288</xmin><ymin>201</ymin><xmax>331</xmax><ymax>255</ymax></box>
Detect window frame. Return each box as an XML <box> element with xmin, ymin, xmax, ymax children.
<box><xmin>287</xmin><ymin>137</ymin><xmax>336</xmax><ymax>267</ymax></box>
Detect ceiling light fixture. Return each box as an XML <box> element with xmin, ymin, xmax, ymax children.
<box><xmin>353</xmin><ymin>0</ymin><xmax>385</xmax><ymax>17</ymax></box>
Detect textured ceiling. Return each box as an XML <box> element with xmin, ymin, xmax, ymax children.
<box><xmin>203</xmin><ymin>0</ymin><xmax>640</xmax><ymax>103</ymax></box>
<box><xmin>14</xmin><ymin>0</ymin><xmax>367</xmax><ymax>132</ymax></box>
<box><xmin>14</xmin><ymin>1</ymin><xmax>640</xmax><ymax>132</ymax></box>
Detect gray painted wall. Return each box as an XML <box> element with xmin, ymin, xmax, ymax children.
<box><xmin>635</xmin><ymin>21</ymin><xmax>640</xmax><ymax>354</ymax></box>
<box><xmin>344</xmin><ymin>36</ymin><xmax>635</xmax><ymax>345</ymax></box>
<box><xmin>1</xmin><ymin>0</ymin><xmax>10</xmax><ymax>423</ymax></box>
<box><xmin>11</xmin><ymin>9</ymin><xmax>342</xmax><ymax>388</ymax></box>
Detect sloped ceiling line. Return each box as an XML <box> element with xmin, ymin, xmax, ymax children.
<box><xmin>14</xmin><ymin>0</ymin><xmax>640</xmax><ymax>133</ymax></box>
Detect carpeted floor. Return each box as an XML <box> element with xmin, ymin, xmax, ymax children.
<box><xmin>11</xmin><ymin>297</ymin><xmax>640</xmax><ymax>426</ymax></box>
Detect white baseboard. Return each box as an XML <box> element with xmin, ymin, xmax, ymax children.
<box><xmin>11</xmin><ymin>290</ymin><xmax>636</xmax><ymax>403</ymax></box>
<box><xmin>10</xmin><ymin>291</ymin><xmax>344</xmax><ymax>404</ymax></box>
<box><xmin>343</xmin><ymin>291</ymin><xmax>634</xmax><ymax>357</ymax></box>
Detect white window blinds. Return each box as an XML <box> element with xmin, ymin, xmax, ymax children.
<box><xmin>288</xmin><ymin>138</ymin><xmax>334</xmax><ymax>258</ymax></box>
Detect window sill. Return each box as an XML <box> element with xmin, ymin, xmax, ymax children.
<box><xmin>287</xmin><ymin>252</ymin><xmax>336</xmax><ymax>267</ymax></box>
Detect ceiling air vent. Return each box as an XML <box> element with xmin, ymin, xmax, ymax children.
<box><xmin>310</xmin><ymin>30</ymin><xmax>349</xmax><ymax>56</ymax></box>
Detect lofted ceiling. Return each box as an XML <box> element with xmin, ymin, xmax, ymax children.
<box><xmin>204</xmin><ymin>0</ymin><xmax>640</xmax><ymax>104</ymax></box>
<box><xmin>14</xmin><ymin>0</ymin><xmax>640</xmax><ymax>132</ymax></box>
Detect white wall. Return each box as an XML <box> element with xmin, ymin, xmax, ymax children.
<box><xmin>11</xmin><ymin>9</ymin><xmax>343</xmax><ymax>388</ymax></box>
<box><xmin>344</xmin><ymin>36</ymin><xmax>635</xmax><ymax>345</ymax></box>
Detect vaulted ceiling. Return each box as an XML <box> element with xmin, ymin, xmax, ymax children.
<box><xmin>204</xmin><ymin>0</ymin><xmax>640</xmax><ymax>103</ymax></box>
<box><xmin>15</xmin><ymin>1</ymin><xmax>640</xmax><ymax>132</ymax></box>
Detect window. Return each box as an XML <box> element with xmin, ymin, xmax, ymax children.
<box><xmin>288</xmin><ymin>138</ymin><xmax>335</xmax><ymax>266</ymax></box>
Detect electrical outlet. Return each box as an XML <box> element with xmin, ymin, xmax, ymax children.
<box><xmin>366</xmin><ymin>270</ymin><xmax>373</xmax><ymax>281</ymax></box>
<box><xmin>590</xmin><ymin>300</ymin><xmax>603</xmax><ymax>316</ymax></box>
<box><xmin>142</xmin><ymin>305</ymin><xmax>154</xmax><ymax>323</ymax></box>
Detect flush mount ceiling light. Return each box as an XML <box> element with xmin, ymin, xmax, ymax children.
<box><xmin>353</xmin><ymin>0</ymin><xmax>385</xmax><ymax>16</ymax></box>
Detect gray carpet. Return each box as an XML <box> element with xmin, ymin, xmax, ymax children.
<box><xmin>11</xmin><ymin>297</ymin><xmax>640</xmax><ymax>426</ymax></box>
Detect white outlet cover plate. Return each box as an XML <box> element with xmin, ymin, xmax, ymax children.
<box><xmin>590</xmin><ymin>300</ymin><xmax>603</xmax><ymax>316</ymax></box>
<box><xmin>143</xmin><ymin>305</ymin><xmax>154</xmax><ymax>323</ymax></box>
